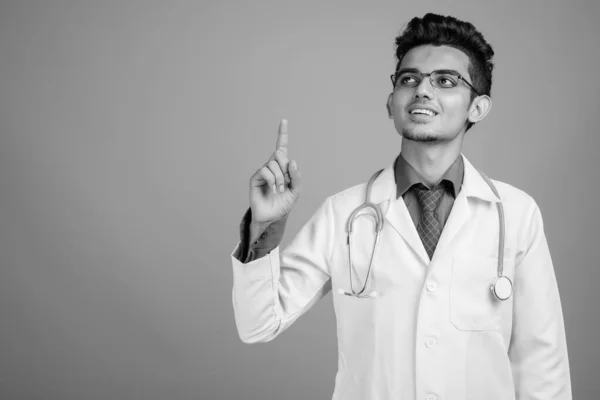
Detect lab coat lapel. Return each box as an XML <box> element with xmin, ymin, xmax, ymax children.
<box><xmin>432</xmin><ymin>154</ymin><xmax>501</xmax><ymax>261</ymax></box>
<box><xmin>385</xmin><ymin>197</ymin><xmax>430</xmax><ymax>264</ymax></box>
<box><xmin>366</xmin><ymin>155</ymin><xmax>500</xmax><ymax>265</ymax></box>
<box><xmin>431</xmin><ymin>185</ymin><xmax>470</xmax><ymax>262</ymax></box>
<box><xmin>368</xmin><ymin>162</ymin><xmax>430</xmax><ymax>265</ymax></box>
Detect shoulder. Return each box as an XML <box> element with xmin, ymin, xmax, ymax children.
<box><xmin>317</xmin><ymin>177</ymin><xmax>380</xmax><ymax>222</ymax></box>
<box><xmin>488</xmin><ymin>177</ymin><xmax>543</xmax><ymax>224</ymax></box>
<box><xmin>330</xmin><ymin>181</ymin><xmax>367</xmax><ymax>202</ymax></box>
<box><xmin>491</xmin><ymin>179</ymin><xmax>536</xmax><ymax>206</ymax></box>
<box><xmin>324</xmin><ymin>182</ymin><xmax>369</xmax><ymax>215</ymax></box>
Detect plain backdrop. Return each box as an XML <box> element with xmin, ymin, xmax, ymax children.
<box><xmin>1</xmin><ymin>0</ymin><xmax>599</xmax><ymax>399</ymax></box>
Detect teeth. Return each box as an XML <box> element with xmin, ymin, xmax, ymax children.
<box><xmin>411</xmin><ymin>109</ymin><xmax>435</xmax><ymax>116</ymax></box>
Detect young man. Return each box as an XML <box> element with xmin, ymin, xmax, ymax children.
<box><xmin>231</xmin><ymin>13</ymin><xmax>572</xmax><ymax>400</ymax></box>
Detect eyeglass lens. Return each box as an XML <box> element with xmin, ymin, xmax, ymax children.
<box><xmin>395</xmin><ymin>71</ymin><xmax>460</xmax><ymax>88</ymax></box>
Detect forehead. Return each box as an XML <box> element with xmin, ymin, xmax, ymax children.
<box><xmin>399</xmin><ymin>45</ymin><xmax>471</xmax><ymax>76</ymax></box>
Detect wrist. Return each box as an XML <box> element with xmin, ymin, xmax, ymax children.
<box><xmin>249</xmin><ymin>221</ymin><xmax>269</xmax><ymax>244</ymax></box>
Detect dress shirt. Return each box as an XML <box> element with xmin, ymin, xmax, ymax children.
<box><xmin>395</xmin><ymin>153</ymin><xmax>464</xmax><ymax>229</ymax></box>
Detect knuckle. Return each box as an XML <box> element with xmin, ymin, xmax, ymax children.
<box><xmin>274</xmin><ymin>152</ymin><xmax>289</xmax><ymax>167</ymax></box>
<box><xmin>267</xmin><ymin>160</ymin><xmax>278</xmax><ymax>169</ymax></box>
<box><xmin>274</xmin><ymin>150</ymin><xmax>287</xmax><ymax>163</ymax></box>
<box><xmin>266</xmin><ymin>163</ymin><xmax>282</xmax><ymax>180</ymax></box>
<box><xmin>260</xmin><ymin>166</ymin><xmax>273</xmax><ymax>178</ymax></box>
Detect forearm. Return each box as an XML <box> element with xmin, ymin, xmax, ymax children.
<box><xmin>232</xmin><ymin>246</ymin><xmax>285</xmax><ymax>343</ymax></box>
<box><xmin>509</xmin><ymin>205</ymin><xmax>572</xmax><ymax>399</ymax></box>
<box><xmin>231</xmin><ymin>198</ymin><xmax>333</xmax><ymax>344</ymax></box>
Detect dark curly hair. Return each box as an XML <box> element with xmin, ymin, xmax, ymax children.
<box><xmin>394</xmin><ymin>13</ymin><xmax>495</xmax><ymax>130</ymax></box>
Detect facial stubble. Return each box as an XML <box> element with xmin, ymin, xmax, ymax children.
<box><xmin>401</xmin><ymin>127</ymin><xmax>441</xmax><ymax>143</ymax></box>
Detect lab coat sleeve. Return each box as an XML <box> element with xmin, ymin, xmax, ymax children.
<box><xmin>231</xmin><ymin>197</ymin><xmax>334</xmax><ymax>344</ymax></box>
<box><xmin>508</xmin><ymin>202</ymin><xmax>572</xmax><ymax>399</ymax></box>
<box><xmin>236</xmin><ymin>207</ymin><xmax>289</xmax><ymax>263</ymax></box>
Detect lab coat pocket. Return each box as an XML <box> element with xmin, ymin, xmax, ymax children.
<box><xmin>450</xmin><ymin>254</ymin><xmax>503</xmax><ymax>331</ymax></box>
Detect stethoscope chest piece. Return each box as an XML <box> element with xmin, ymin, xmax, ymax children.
<box><xmin>491</xmin><ymin>275</ymin><xmax>513</xmax><ymax>301</ymax></box>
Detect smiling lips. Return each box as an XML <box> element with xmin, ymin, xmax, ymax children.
<box><xmin>409</xmin><ymin>108</ymin><xmax>438</xmax><ymax>116</ymax></box>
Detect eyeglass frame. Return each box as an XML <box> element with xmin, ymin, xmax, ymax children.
<box><xmin>390</xmin><ymin>68</ymin><xmax>481</xmax><ymax>96</ymax></box>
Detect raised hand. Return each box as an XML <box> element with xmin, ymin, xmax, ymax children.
<box><xmin>249</xmin><ymin>119</ymin><xmax>302</xmax><ymax>226</ymax></box>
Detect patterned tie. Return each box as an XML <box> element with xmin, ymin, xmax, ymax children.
<box><xmin>415</xmin><ymin>187</ymin><xmax>445</xmax><ymax>260</ymax></box>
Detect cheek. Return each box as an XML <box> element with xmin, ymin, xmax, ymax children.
<box><xmin>439</xmin><ymin>95</ymin><xmax>471</xmax><ymax>121</ymax></box>
<box><xmin>391</xmin><ymin>93</ymin><xmax>410</xmax><ymax>116</ymax></box>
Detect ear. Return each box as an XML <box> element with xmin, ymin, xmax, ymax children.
<box><xmin>386</xmin><ymin>93</ymin><xmax>394</xmax><ymax>119</ymax></box>
<box><xmin>467</xmin><ymin>95</ymin><xmax>492</xmax><ymax>124</ymax></box>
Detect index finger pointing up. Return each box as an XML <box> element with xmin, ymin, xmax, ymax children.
<box><xmin>276</xmin><ymin>118</ymin><xmax>288</xmax><ymax>153</ymax></box>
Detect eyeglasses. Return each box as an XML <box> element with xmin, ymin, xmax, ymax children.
<box><xmin>390</xmin><ymin>69</ymin><xmax>480</xmax><ymax>96</ymax></box>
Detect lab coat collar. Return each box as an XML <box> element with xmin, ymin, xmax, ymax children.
<box><xmin>368</xmin><ymin>153</ymin><xmax>500</xmax><ymax>264</ymax></box>
<box><xmin>369</xmin><ymin>153</ymin><xmax>500</xmax><ymax>207</ymax></box>
<box><xmin>460</xmin><ymin>155</ymin><xmax>501</xmax><ymax>203</ymax></box>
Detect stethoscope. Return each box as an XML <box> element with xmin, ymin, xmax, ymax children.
<box><xmin>338</xmin><ymin>168</ymin><xmax>513</xmax><ymax>301</ymax></box>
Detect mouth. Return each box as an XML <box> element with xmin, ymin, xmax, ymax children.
<box><xmin>408</xmin><ymin>108</ymin><xmax>438</xmax><ymax>117</ymax></box>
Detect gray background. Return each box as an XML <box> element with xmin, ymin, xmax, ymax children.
<box><xmin>0</xmin><ymin>0</ymin><xmax>598</xmax><ymax>399</ymax></box>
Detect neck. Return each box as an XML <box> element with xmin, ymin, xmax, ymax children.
<box><xmin>400</xmin><ymin>134</ymin><xmax>464</xmax><ymax>187</ymax></box>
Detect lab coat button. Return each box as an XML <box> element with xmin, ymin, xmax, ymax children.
<box><xmin>426</xmin><ymin>395</ymin><xmax>437</xmax><ymax>400</ymax></box>
<box><xmin>426</xmin><ymin>282</ymin><xmax>437</xmax><ymax>292</ymax></box>
<box><xmin>425</xmin><ymin>338</ymin><xmax>437</xmax><ymax>348</ymax></box>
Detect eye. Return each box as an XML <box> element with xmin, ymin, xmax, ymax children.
<box><xmin>399</xmin><ymin>75</ymin><xmax>419</xmax><ymax>86</ymax></box>
<box><xmin>435</xmin><ymin>74</ymin><xmax>458</xmax><ymax>88</ymax></box>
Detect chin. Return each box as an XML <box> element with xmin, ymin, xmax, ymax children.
<box><xmin>401</xmin><ymin>127</ymin><xmax>440</xmax><ymax>142</ymax></box>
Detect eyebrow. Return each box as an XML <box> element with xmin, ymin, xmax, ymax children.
<box><xmin>397</xmin><ymin>68</ymin><xmax>462</xmax><ymax>76</ymax></box>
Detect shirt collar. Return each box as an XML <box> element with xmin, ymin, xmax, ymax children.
<box><xmin>394</xmin><ymin>153</ymin><xmax>464</xmax><ymax>199</ymax></box>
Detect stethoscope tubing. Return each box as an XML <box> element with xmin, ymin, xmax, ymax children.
<box><xmin>479</xmin><ymin>173</ymin><xmax>505</xmax><ymax>278</ymax></box>
<box><xmin>343</xmin><ymin>167</ymin><xmax>512</xmax><ymax>301</ymax></box>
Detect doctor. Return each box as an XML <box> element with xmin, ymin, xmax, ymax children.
<box><xmin>231</xmin><ymin>13</ymin><xmax>572</xmax><ymax>400</ymax></box>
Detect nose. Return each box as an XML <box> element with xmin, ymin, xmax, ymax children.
<box><xmin>414</xmin><ymin>75</ymin><xmax>434</xmax><ymax>99</ymax></box>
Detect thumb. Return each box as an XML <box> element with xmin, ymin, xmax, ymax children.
<box><xmin>288</xmin><ymin>160</ymin><xmax>302</xmax><ymax>195</ymax></box>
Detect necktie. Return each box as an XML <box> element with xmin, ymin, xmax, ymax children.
<box><xmin>415</xmin><ymin>187</ymin><xmax>445</xmax><ymax>260</ymax></box>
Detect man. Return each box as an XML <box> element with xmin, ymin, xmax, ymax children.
<box><xmin>230</xmin><ymin>13</ymin><xmax>572</xmax><ymax>400</ymax></box>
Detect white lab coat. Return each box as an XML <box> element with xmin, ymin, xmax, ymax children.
<box><xmin>231</xmin><ymin>154</ymin><xmax>572</xmax><ymax>400</ymax></box>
